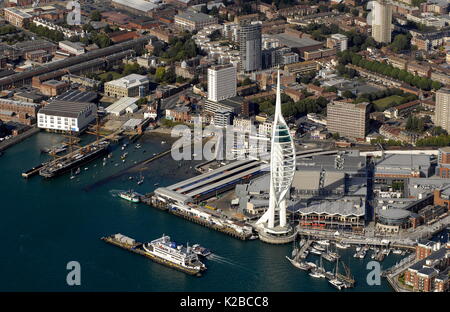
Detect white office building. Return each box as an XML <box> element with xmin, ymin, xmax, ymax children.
<box><xmin>208</xmin><ymin>64</ymin><xmax>237</xmax><ymax>102</ymax></box>
<box><xmin>37</xmin><ymin>101</ymin><xmax>97</xmax><ymax>132</ymax></box>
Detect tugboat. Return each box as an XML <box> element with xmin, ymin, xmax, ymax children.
<box><xmin>118</xmin><ymin>190</ymin><xmax>140</xmax><ymax>203</ymax></box>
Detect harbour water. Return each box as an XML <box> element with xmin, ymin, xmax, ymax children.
<box><xmin>0</xmin><ymin>132</ymin><xmax>412</xmax><ymax>291</ymax></box>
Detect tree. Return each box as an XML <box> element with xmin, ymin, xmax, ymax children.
<box><xmin>155</xmin><ymin>67</ymin><xmax>166</xmax><ymax>82</ymax></box>
<box><xmin>90</xmin><ymin>11</ymin><xmax>102</xmax><ymax>22</ymax></box>
<box><xmin>342</xmin><ymin>90</ymin><xmax>355</xmax><ymax>99</ymax></box>
<box><xmin>390</xmin><ymin>34</ymin><xmax>410</xmax><ymax>53</ymax></box>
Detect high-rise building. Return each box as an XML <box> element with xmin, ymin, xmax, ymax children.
<box><xmin>327</xmin><ymin>100</ymin><xmax>369</xmax><ymax>140</ymax></box>
<box><xmin>372</xmin><ymin>0</ymin><xmax>393</xmax><ymax>43</ymax></box>
<box><xmin>239</xmin><ymin>23</ymin><xmax>262</xmax><ymax>72</ymax></box>
<box><xmin>207</xmin><ymin>64</ymin><xmax>237</xmax><ymax>102</ymax></box>
<box><xmin>256</xmin><ymin>71</ymin><xmax>296</xmax><ymax>243</ymax></box>
<box><xmin>434</xmin><ymin>88</ymin><xmax>450</xmax><ymax>132</ymax></box>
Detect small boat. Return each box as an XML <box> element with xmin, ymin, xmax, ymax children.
<box><xmin>316</xmin><ymin>240</ymin><xmax>330</xmax><ymax>246</ymax></box>
<box><xmin>135</xmin><ymin>144</ymin><xmax>141</xmax><ymax>149</ymax></box>
<box><xmin>118</xmin><ymin>190</ymin><xmax>140</xmax><ymax>203</ymax></box>
<box><xmin>108</xmin><ymin>153</ymin><xmax>113</xmax><ymax>158</ymax></box>
<box><xmin>309</xmin><ymin>268</ymin><xmax>326</xmax><ymax>279</ymax></box>
<box><xmin>335</xmin><ymin>243</ymin><xmax>350</xmax><ymax>249</ymax></box>
<box><xmin>137</xmin><ymin>173</ymin><xmax>144</xmax><ymax>185</ymax></box>
<box><xmin>192</xmin><ymin>244</ymin><xmax>211</xmax><ymax>257</ymax></box>
<box><xmin>84</xmin><ymin>167</ymin><xmax>88</xmax><ymax>171</ymax></box>
<box><xmin>356</xmin><ymin>246</ymin><xmax>361</xmax><ymax>252</ymax></box>
<box><xmin>392</xmin><ymin>249</ymin><xmax>402</xmax><ymax>255</ymax></box>
<box><xmin>310</xmin><ymin>248</ymin><xmax>322</xmax><ymax>256</ymax></box>
<box><xmin>161</xmin><ymin>141</ymin><xmax>166</xmax><ymax>144</ymax></box>
<box><xmin>329</xmin><ymin>278</ymin><xmax>344</xmax><ymax>290</ymax></box>
<box><xmin>313</xmin><ymin>244</ymin><xmax>325</xmax><ymax>252</ymax></box>
<box><xmin>129</xmin><ymin>176</ymin><xmax>133</xmax><ymax>180</ymax></box>
<box><xmin>75</xmin><ymin>168</ymin><xmax>81</xmax><ymax>175</ymax></box>
<box><xmin>286</xmin><ymin>257</ymin><xmax>311</xmax><ymax>271</ymax></box>
<box><xmin>305</xmin><ymin>262</ymin><xmax>317</xmax><ymax>269</ymax></box>
<box><xmin>154</xmin><ymin>183</ymin><xmax>159</xmax><ymax>186</ymax></box>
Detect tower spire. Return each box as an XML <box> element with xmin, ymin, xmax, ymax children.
<box><xmin>275</xmin><ymin>69</ymin><xmax>282</xmax><ymax>118</ymax></box>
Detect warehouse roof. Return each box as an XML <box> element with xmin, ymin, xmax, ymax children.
<box><xmin>38</xmin><ymin>101</ymin><xmax>95</xmax><ymax>118</ymax></box>
<box><xmin>106</xmin><ymin>97</ymin><xmax>139</xmax><ymax>114</ymax></box>
<box><xmin>176</xmin><ymin>11</ymin><xmax>217</xmax><ymax>23</ymax></box>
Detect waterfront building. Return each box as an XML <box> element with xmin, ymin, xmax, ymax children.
<box><xmin>326</xmin><ymin>100</ymin><xmax>369</xmax><ymax>140</ymax></box>
<box><xmin>104</xmin><ymin>74</ymin><xmax>149</xmax><ymax>98</ymax></box>
<box><xmin>434</xmin><ymin>88</ymin><xmax>450</xmax><ymax>132</ymax></box>
<box><xmin>105</xmin><ymin>97</ymin><xmax>139</xmax><ymax>117</ymax></box>
<box><xmin>0</xmin><ymin>98</ymin><xmax>40</xmax><ymax>125</ymax></box>
<box><xmin>207</xmin><ymin>64</ymin><xmax>237</xmax><ymax>102</ymax></box>
<box><xmin>256</xmin><ymin>71</ymin><xmax>296</xmax><ymax>243</ymax></box>
<box><xmin>371</xmin><ymin>0</ymin><xmax>393</xmax><ymax>44</ymax></box>
<box><xmin>37</xmin><ymin>101</ymin><xmax>97</xmax><ymax>132</ymax></box>
<box><xmin>404</xmin><ymin>242</ymin><xmax>450</xmax><ymax>292</ymax></box>
<box><xmin>239</xmin><ymin>23</ymin><xmax>262</xmax><ymax>72</ymax></box>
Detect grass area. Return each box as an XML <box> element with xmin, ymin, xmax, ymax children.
<box><xmin>98</xmin><ymin>71</ymin><xmax>123</xmax><ymax>81</ymax></box>
<box><xmin>373</xmin><ymin>95</ymin><xmax>405</xmax><ymax>111</ymax></box>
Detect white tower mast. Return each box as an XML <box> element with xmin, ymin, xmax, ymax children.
<box><xmin>256</xmin><ymin>70</ymin><xmax>296</xmax><ymax>233</ymax></box>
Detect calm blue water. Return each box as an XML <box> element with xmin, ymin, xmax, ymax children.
<box><xmin>0</xmin><ymin>132</ymin><xmax>406</xmax><ymax>291</ymax></box>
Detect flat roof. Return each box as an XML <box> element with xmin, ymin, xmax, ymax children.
<box><xmin>106</xmin><ymin>74</ymin><xmax>149</xmax><ymax>89</ymax></box>
<box><xmin>112</xmin><ymin>0</ymin><xmax>159</xmax><ymax>12</ymax></box>
<box><xmin>176</xmin><ymin>11</ymin><xmax>216</xmax><ymax>23</ymax></box>
<box><xmin>38</xmin><ymin>101</ymin><xmax>95</xmax><ymax>118</ymax></box>
<box><xmin>271</xmin><ymin>33</ymin><xmax>322</xmax><ymax>48</ymax></box>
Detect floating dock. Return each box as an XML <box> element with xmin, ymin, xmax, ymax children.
<box><xmin>22</xmin><ymin>163</ymin><xmax>45</xmax><ymax>178</ymax></box>
<box><xmin>101</xmin><ymin>234</ymin><xmax>203</xmax><ymax>276</ymax></box>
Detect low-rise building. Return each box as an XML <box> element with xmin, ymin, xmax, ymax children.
<box><xmin>174</xmin><ymin>11</ymin><xmax>218</xmax><ymax>31</ymax></box>
<box><xmin>105</xmin><ymin>97</ymin><xmax>139</xmax><ymax>116</ymax></box>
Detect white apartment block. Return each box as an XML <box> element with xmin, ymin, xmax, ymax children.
<box><xmin>208</xmin><ymin>64</ymin><xmax>237</xmax><ymax>102</ymax></box>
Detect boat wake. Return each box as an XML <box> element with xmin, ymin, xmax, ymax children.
<box><xmin>208</xmin><ymin>254</ymin><xmax>259</xmax><ymax>275</ymax></box>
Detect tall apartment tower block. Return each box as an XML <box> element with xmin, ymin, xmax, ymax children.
<box><xmin>372</xmin><ymin>0</ymin><xmax>393</xmax><ymax>44</ymax></box>
<box><xmin>434</xmin><ymin>88</ymin><xmax>450</xmax><ymax>132</ymax></box>
<box><xmin>327</xmin><ymin>100</ymin><xmax>370</xmax><ymax>140</ymax></box>
<box><xmin>207</xmin><ymin>64</ymin><xmax>237</xmax><ymax>102</ymax></box>
<box><xmin>238</xmin><ymin>22</ymin><xmax>262</xmax><ymax>72</ymax></box>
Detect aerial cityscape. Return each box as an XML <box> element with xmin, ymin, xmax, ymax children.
<box><xmin>1</xmin><ymin>0</ymin><xmax>450</xmax><ymax>296</ymax></box>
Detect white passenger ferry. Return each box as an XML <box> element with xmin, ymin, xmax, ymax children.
<box><xmin>142</xmin><ymin>235</ymin><xmax>206</xmax><ymax>273</ymax></box>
